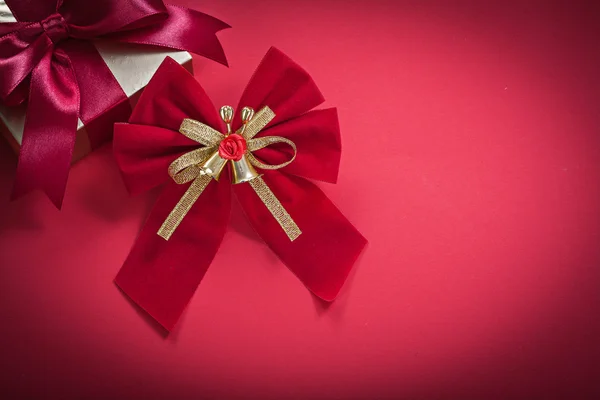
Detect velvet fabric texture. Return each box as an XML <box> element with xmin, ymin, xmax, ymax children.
<box><xmin>113</xmin><ymin>48</ymin><xmax>367</xmax><ymax>331</ymax></box>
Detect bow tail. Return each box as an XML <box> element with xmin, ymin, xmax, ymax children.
<box><xmin>12</xmin><ymin>49</ymin><xmax>79</xmax><ymax>209</ymax></box>
<box><xmin>157</xmin><ymin>174</ymin><xmax>213</xmax><ymax>240</ymax></box>
<box><xmin>111</xmin><ymin>5</ymin><xmax>230</xmax><ymax>67</ymax></box>
<box><xmin>234</xmin><ymin>172</ymin><xmax>367</xmax><ymax>301</ymax></box>
<box><xmin>247</xmin><ymin>176</ymin><xmax>302</xmax><ymax>241</ymax></box>
<box><xmin>115</xmin><ymin>177</ymin><xmax>231</xmax><ymax>331</ymax></box>
<box><xmin>62</xmin><ymin>40</ymin><xmax>131</xmax><ymax>149</ymax></box>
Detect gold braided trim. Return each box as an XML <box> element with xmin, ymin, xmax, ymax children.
<box><xmin>168</xmin><ymin>145</ymin><xmax>216</xmax><ymax>183</ymax></box>
<box><xmin>158</xmin><ymin>174</ymin><xmax>213</xmax><ymax>240</ymax></box>
<box><xmin>180</xmin><ymin>118</ymin><xmax>224</xmax><ymax>146</ymax></box>
<box><xmin>239</xmin><ymin>106</ymin><xmax>275</xmax><ymax>140</ymax></box>
<box><xmin>246</xmin><ymin>136</ymin><xmax>297</xmax><ymax>170</ymax></box>
<box><xmin>158</xmin><ymin>106</ymin><xmax>301</xmax><ymax>242</ymax></box>
<box><xmin>248</xmin><ymin>176</ymin><xmax>302</xmax><ymax>241</ymax></box>
<box><xmin>172</xmin><ymin>165</ymin><xmax>202</xmax><ymax>185</ymax></box>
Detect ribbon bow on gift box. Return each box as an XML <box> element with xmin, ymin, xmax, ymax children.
<box><xmin>0</xmin><ymin>0</ymin><xmax>229</xmax><ymax>208</ymax></box>
<box><xmin>113</xmin><ymin>48</ymin><xmax>367</xmax><ymax>331</ymax></box>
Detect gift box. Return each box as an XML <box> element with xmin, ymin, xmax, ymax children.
<box><xmin>0</xmin><ymin>0</ymin><xmax>229</xmax><ymax>208</ymax></box>
<box><xmin>0</xmin><ymin>1</ymin><xmax>192</xmax><ymax>166</ymax></box>
<box><xmin>0</xmin><ymin>43</ymin><xmax>192</xmax><ymax>164</ymax></box>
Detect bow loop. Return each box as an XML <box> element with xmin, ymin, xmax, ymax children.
<box><xmin>250</xmin><ymin>108</ymin><xmax>342</xmax><ymax>184</ymax></box>
<box><xmin>0</xmin><ymin>22</ymin><xmax>50</xmax><ymax>99</ymax></box>
<box><xmin>236</xmin><ymin>48</ymin><xmax>325</xmax><ymax>129</ymax></box>
<box><xmin>5</xmin><ymin>0</ymin><xmax>59</xmax><ymax>22</ymax></box>
<box><xmin>247</xmin><ymin>136</ymin><xmax>297</xmax><ymax>170</ymax></box>
<box><xmin>57</xmin><ymin>0</ymin><xmax>167</xmax><ymax>38</ymax></box>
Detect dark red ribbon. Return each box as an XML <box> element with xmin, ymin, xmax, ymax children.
<box><xmin>0</xmin><ymin>0</ymin><xmax>229</xmax><ymax>208</ymax></box>
<box><xmin>113</xmin><ymin>48</ymin><xmax>368</xmax><ymax>331</ymax></box>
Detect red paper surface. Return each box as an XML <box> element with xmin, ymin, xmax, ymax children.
<box><xmin>1</xmin><ymin>1</ymin><xmax>600</xmax><ymax>399</ymax></box>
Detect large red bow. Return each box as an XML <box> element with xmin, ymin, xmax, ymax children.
<box><xmin>0</xmin><ymin>0</ymin><xmax>229</xmax><ymax>208</ymax></box>
<box><xmin>113</xmin><ymin>48</ymin><xmax>367</xmax><ymax>331</ymax></box>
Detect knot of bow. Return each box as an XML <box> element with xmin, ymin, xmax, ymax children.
<box><xmin>40</xmin><ymin>13</ymin><xmax>69</xmax><ymax>44</ymax></box>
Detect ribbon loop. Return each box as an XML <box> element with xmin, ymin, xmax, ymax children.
<box><xmin>247</xmin><ymin>136</ymin><xmax>297</xmax><ymax>170</ymax></box>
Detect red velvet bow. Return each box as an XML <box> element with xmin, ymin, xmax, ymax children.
<box><xmin>0</xmin><ymin>0</ymin><xmax>229</xmax><ymax>208</ymax></box>
<box><xmin>113</xmin><ymin>48</ymin><xmax>368</xmax><ymax>331</ymax></box>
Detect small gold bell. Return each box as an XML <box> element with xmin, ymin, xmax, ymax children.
<box><xmin>201</xmin><ymin>150</ymin><xmax>227</xmax><ymax>181</ymax></box>
<box><xmin>201</xmin><ymin>105</ymin><xmax>235</xmax><ymax>181</ymax></box>
<box><xmin>231</xmin><ymin>106</ymin><xmax>260</xmax><ymax>184</ymax></box>
<box><xmin>231</xmin><ymin>154</ymin><xmax>260</xmax><ymax>184</ymax></box>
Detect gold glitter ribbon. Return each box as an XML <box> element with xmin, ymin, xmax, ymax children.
<box><xmin>157</xmin><ymin>106</ymin><xmax>301</xmax><ymax>241</ymax></box>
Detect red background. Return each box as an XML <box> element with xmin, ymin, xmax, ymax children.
<box><xmin>1</xmin><ymin>1</ymin><xmax>599</xmax><ymax>399</ymax></box>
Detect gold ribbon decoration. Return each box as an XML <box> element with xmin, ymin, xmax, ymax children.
<box><xmin>157</xmin><ymin>106</ymin><xmax>301</xmax><ymax>242</ymax></box>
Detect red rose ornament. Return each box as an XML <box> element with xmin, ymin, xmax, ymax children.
<box><xmin>218</xmin><ymin>133</ymin><xmax>247</xmax><ymax>161</ymax></box>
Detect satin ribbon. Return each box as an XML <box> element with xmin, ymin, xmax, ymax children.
<box><xmin>0</xmin><ymin>0</ymin><xmax>229</xmax><ymax>208</ymax></box>
<box><xmin>113</xmin><ymin>48</ymin><xmax>367</xmax><ymax>331</ymax></box>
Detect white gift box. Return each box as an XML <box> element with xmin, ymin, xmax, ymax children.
<box><xmin>0</xmin><ymin>0</ymin><xmax>192</xmax><ymax>161</ymax></box>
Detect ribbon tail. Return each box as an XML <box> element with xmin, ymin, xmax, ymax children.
<box><xmin>62</xmin><ymin>40</ymin><xmax>131</xmax><ymax>149</ymax></box>
<box><xmin>111</xmin><ymin>5</ymin><xmax>230</xmax><ymax>67</ymax></box>
<box><xmin>158</xmin><ymin>174</ymin><xmax>212</xmax><ymax>240</ymax></box>
<box><xmin>12</xmin><ymin>49</ymin><xmax>79</xmax><ymax>209</ymax></box>
<box><xmin>248</xmin><ymin>176</ymin><xmax>301</xmax><ymax>241</ymax></box>
<box><xmin>115</xmin><ymin>177</ymin><xmax>231</xmax><ymax>331</ymax></box>
<box><xmin>235</xmin><ymin>172</ymin><xmax>367</xmax><ymax>301</ymax></box>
